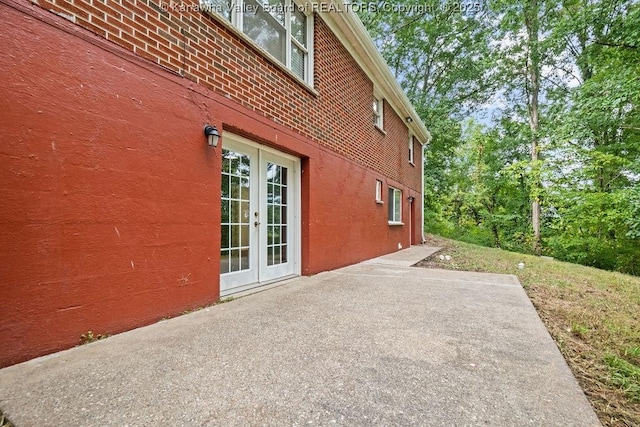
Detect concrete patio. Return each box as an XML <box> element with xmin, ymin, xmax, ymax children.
<box><xmin>0</xmin><ymin>246</ymin><xmax>600</xmax><ymax>426</ymax></box>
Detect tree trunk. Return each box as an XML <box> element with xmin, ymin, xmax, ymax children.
<box><xmin>526</xmin><ymin>0</ymin><xmax>542</xmax><ymax>255</ymax></box>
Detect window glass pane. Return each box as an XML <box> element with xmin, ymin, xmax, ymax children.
<box><xmin>266</xmin><ymin>162</ymin><xmax>276</xmax><ymax>183</ymax></box>
<box><xmin>230</xmin><ymin>176</ymin><xmax>240</xmax><ymax>198</ymax></box>
<box><xmin>388</xmin><ymin>188</ymin><xmax>394</xmax><ymax>220</ymax></box>
<box><xmin>241</xmin><ymin>225</ymin><xmax>250</xmax><ymax>246</ymax></box>
<box><xmin>231</xmin><ymin>224</ymin><xmax>240</xmax><ymax>247</ymax></box>
<box><xmin>274</xmin><ymin>185</ymin><xmax>281</xmax><ymax>203</ymax></box>
<box><xmin>267</xmin><ymin>246</ymin><xmax>274</xmax><ymax>266</ymax></box>
<box><xmin>240</xmin><ymin>178</ymin><xmax>249</xmax><ymax>199</ymax></box>
<box><xmin>244</xmin><ymin>0</ymin><xmax>286</xmax><ymax>63</ymax></box>
<box><xmin>221</xmin><ymin>225</ymin><xmax>230</xmax><ymax>249</ymax></box>
<box><xmin>202</xmin><ymin>0</ymin><xmax>231</xmax><ymax>21</ymax></box>
<box><xmin>231</xmin><ymin>249</ymin><xmax>240</xmax><ymax>272</ymax></box>
<box><xmin>240</xmin><ymin>154</ymin><xmax>250</xmax><ymax>176</ymax></box>
<box><xmin>267</xmin><ymin>204</ymin><xmax>274</xmax><ymax>224</ymax></box>
<box><xmin>273</xmin><ymin>165</ymin><xmax>280</xmax><ymax>183</ymax></box>
<box><xmin>291</xmin><ymin>43</ymin><xmax>305</xmax><ymax>80</ymax></box>
<box><xmin>222</xmin><ymin>150</ymin><xmax>231</xmax><ymax>173</ymax></box>
<box><xmin>240</xmin><ymin>201</ymin><xmax>250</xmax><ymax>224</ymax></box>
<box><xmin>274</xmin><ymin>205</ymin><xmax>281</xmax><ymax>224</ymax></box>
<box><xmin>240</xmin><ymin>248</ymin><xmax>250</xmax><ymax>270</ymax></box>
<box><xmin>221</xmin><ymin>200</ymin><xmax>230</xmax><ymax>223</ymax></box>
<box><xmin>220</xmin><ymin>250</ymin><xmax>230</xmax><ymax>274</ymax></box>
<box><xmin>231</xmin><ymin>200</ymin><xmax>240</xmax><ymax>223</ymax></box>
<box><xmin>221</xmin><ymin>175</ymin><xmax>230</xmax><ymax>198</ymax></box>
<box><xmin>291</xmin><ymin>9</ymin><xmax>306</xmax><ymax>45</ymax></box>
<box><xmin>260</xmin><ymin>0</ymin><xmax>285</xmax><ymax>24</ymax></box>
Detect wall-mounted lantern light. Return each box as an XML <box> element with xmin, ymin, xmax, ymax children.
<box><xmin>406</xmin><ymin>117</ymin><xmax>413</xmax><ymax>123</ymax></box>
<box><xmin>204</xmin><ymin>124</ymin><xmax>220</xmax><ymax>147</ymax></box>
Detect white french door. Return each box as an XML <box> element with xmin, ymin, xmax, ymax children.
<box><xmin>219</xmin><ymin>134</ymin><xmax>300</xmax><ymax>295</ymax></box>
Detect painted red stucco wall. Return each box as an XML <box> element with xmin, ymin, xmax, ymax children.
<box><xmin>0</xmin><ymin>0</ymin><xmax>423</xmax><ymax>367</ymax></box>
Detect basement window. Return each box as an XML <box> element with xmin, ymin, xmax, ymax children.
<box><xmin>201</xmin><ymin>0</ymin><xmax>313</xmax><ymax>84</ymax></box>
<box><xmin>375</xmin><ymin>180</ymin><xmax>383</xmax><ymax>204</ymax></box>
<box><xmin>388</xmin><ymin>187</ymin><xmax>402</xmax><ymax>224</ymax></box>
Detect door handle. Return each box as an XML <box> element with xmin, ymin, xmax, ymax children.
<box><xmin>254</xmin><ymin>221</ymin><xmax>260</xmax><ymax>227</ymax></box>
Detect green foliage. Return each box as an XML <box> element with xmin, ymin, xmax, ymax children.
<box><xmin>359</xmin><ymin>0</ymin><xmax>640</xmax><ymax>276</ymax></box>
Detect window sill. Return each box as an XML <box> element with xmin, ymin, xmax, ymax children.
<box><xmin>374</xmin><ymin>124</ymin><xmax>387</xmax><ymax>135</ymax></box>
<box><xmin>388</xmin><ymin>221</ymin><xmax>404</xmax><ymax>226</ymax></box>
<box><xmin>376</xmin><ymin>200</ymin><xmax>384</xmax><ymax>205</ymax></box>
<box><xmin>200</xmin><ymin>8</ymin><xmax>318</xmax><ymax>97</ymax></box>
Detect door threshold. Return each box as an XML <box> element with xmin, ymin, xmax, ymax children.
<box><xmin>220</xmin><ymin>274</ymin><xmax>299</xmax><ymax>298</ymax></box>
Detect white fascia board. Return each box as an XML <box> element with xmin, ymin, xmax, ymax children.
<box><xmin>312</xmin><ymin>0</ymin><xmax>432</xmax><ymax>145</ymax></box>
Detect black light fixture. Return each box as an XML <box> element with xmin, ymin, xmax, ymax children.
<box><xmin>204</xmin><ymin>124</ymin><xmax>220</xmax><ymax>147</ymax></box>
<box><xmin>406</xmin><ymin>117</ymin><xmax>413</xmax><ymax>123</ymax></box>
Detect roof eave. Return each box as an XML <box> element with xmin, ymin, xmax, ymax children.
<box><xmin>314</xmin><ymin>0</ymin><xmax>432</xmax><ymax>144</ymax></box>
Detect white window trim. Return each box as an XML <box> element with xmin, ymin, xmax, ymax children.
<box><xmin>200</xmin><ymin>0</ymin><xmax>314</xmax><ymax>87</ymax></box>
<box><xmin>375</xmin><ymin>179</ymin><xmax>383</xmax><ymax>204</ymax></box>
<box><xmin>373</xmin><ymin>87</ymin><xmax>384</xmax><ymax>131</ymax></box>
<box><xmin>388</xmin><ymin>186</ymin><xmax>403</xmax><ymax>225</ymax></box>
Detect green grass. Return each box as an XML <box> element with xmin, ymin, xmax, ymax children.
<box><xmin>420</xmin><ymin>234</ymin><xmax>640</xmax><ymax>427</ymax></box>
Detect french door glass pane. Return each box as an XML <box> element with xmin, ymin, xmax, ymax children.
<box><xmin>266</xmin><ymin>162</ymin><xmax>288</xmax><ymax>266</ymax></box>
<box><xmin>222</xmin><ymin>149</ymin><xmax>251</xmax><ymax>274</ymax></box>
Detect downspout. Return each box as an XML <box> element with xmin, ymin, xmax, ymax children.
<box><xmin>408</xmin><ymin>196</ymin><xmax>414</xmax><ymax>246</ymax></box>
<box><xmin>421</xmin><ymin>143</ymin><xmax>426</xmax><ymax>244</ymax></box>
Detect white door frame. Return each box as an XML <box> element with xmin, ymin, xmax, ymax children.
<box><xmin>220</xmin><ymin>133</ymin><xmax>301</xmax><ymax>296</ymax></box>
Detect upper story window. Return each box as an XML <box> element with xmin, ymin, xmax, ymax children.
<box><xmin>373</xmin><ymin>96</ymin><xmax>383</xmax><ymax>129</ymax></box>
<box><xmin>202</xmin><ymin>0</ymin><xmax>313</xmax><ymax>83</ymax></box>
<box><xmin>409</xmin><ymin>135</ymin><xmax>415</xmax><ymax>165</ymax></box>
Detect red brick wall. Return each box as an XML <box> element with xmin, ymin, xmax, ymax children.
<box><xmin>0</xmin><ymin>0</ymin><xmax>423</xmax><ymax>367</ymax></box>
<box><xmin>29</xmin><ymin>0</ymin><xmax>421</xmax><ymax>190</ymax></box>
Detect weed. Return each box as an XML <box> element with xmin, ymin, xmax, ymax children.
<box><xmin>604</xmin><ymin>354</ymin><xmax>640</xmax><ymax>402</ymax></box>
<box><xmin>571</xmin><ymin>323</ymin><xmax>590</xmax><ymax>339</ymax></box>
<box><xmin>0</xmin><ymin>410</ymin><xmax>14</xmax><ymax>427</ymax></box>
<box><xmin>79</xmin><ymin>331</ymin><xmax>109</xmax><ymax>345</ymax></box>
